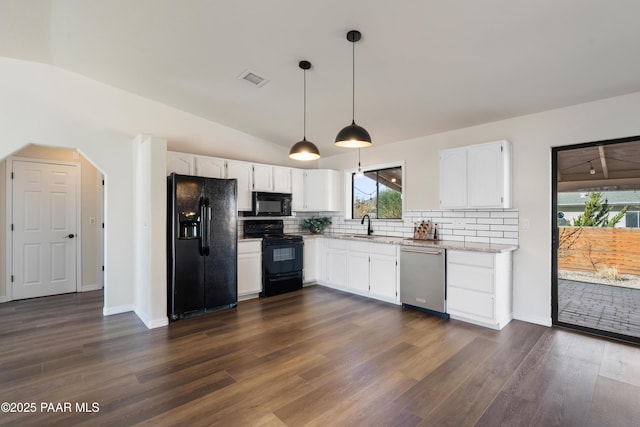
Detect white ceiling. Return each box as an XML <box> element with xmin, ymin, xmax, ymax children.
<box><xmin>3</xmin><ymin>0</ymin><xmax>640</xmax><ymax>158</ymax></box>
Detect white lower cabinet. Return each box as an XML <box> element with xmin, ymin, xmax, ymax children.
<box><xmin>326</xmin><ymin>239</ymin><xmax>348</xmax><ymax>288</ymax></box>
<box><xmin>446</xmin><ymin>250</ymin><xmax>513</xmax><ymax>330</ymax></box>
<box><xmin>369</xmin><ymin>243</ymin><xmax>399</xmax><ymax>301</ymax></box>
<box><xmin>238</xmin><ymin>240</ymin><xmax>262</xmax><ymax>298</ymax></box>
<box><xmin>303</xmin><ymin>237</ymin><xmax>317</xmax><ymax>284</ymax></box>
<box><xmin>347</xmin><ymin>241</ymin><xmax>370</xmax><ymax>293</ymax></box>
<box><xmin>316</xmin><ymin>238</ymin><xmax>399</xmax><ymax>304</ymax></box>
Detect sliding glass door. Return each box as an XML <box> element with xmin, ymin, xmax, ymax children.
<box><xmin>552</xmin><ymin>136</ymin><xmax>640</xmax><ymax>343</ymax></box>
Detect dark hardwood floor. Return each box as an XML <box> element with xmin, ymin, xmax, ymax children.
<box><xmin>1</xmin><ymin>286</ymin><xmax>639</xmax><ymax>426</ymax></box>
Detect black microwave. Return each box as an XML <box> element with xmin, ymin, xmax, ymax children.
<box><xmin>251</xmin><ymin>192</ymin><xmax>292</xmax><ymax>216</ymax></box>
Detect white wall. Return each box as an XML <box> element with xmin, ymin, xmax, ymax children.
<box><xmin>133</xmin><ymin>135</ymin><xmax>168</xmax><ymax>329</ymax></box>
<box><xmin>319</xmin><ymin>92</ymin><xmax>640</xmax><ymax>326</ymax></box>
<box><xmin>0</xmin><ymin>57</ymin><xmax>295</xmax><ymax>326</ymax></box>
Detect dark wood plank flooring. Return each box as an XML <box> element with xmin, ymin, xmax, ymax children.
<box><xmin>1</xmin><ymin>286</ymin><xmax>639</xmax><ymax>426</ymax></box>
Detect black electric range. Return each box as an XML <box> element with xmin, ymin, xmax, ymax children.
<box><xmin>244</xmin><ymin>220</ymin><xmax>303</xmax><ymax>297</ymax></box>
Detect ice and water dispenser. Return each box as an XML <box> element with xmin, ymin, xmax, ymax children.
<box><xmin>179</xmin><ymin>211</ymin><xmax>201</xmax><ymax>239</ymax></box>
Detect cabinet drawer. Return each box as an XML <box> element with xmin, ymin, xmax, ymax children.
<box><xmin>447</xmin><ymin>264</ymin><xmax>494</xmax><ymax>293</ymax></box>
<box><xmin>348</xmin><ymin>240</ymin><xmax>370</xmax><ymax>253</ymax></box>
<box><xmin>447</xmin><ymin>287</ymin><xmax>494</xmax><ymax>319</ymax></box>
<box><xmin>238</xmin><ymin>240</ymin><xmax>262</xmax><ymax>254</ymax></box>
<box><xmin>370</xmin><ymin>242</ymin><xmax>397</xmax><ymax>256</ymax></box>
<box><xmin>327</xmin><ymin>239</ymin><xmax>348</xmax><ymax>250</ymax></box>
<box><xmin>448</xmin><ymin>250</ymin><xmax>494</xmax><ymax>268</ymax></box>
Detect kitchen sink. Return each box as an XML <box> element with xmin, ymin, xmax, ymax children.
<box><xmin>345</xmin><ymin>234</ymin><xmax>377</xmax><ymax>239</ymax></box>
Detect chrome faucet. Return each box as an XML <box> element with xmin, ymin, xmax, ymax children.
<box><xmin>361</xmin><ymin>214</ymin><xmax>373</xmax><ymax>235</ymax></box>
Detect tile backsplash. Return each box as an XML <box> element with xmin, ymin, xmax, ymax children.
<box><xmin>281</xmin><ymin>209</ymin><xmax>519</xmax><ymax>246</ymax></box>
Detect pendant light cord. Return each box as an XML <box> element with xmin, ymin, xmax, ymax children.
<box><xmin>303</xmin><ymin>68</ymin><xmax>307</xmax><ymax>139</ymax></box>
<box><xmin>352</xmin><ymin>38</ymin><xmax>355</xmax><ymax>123</ymax></box>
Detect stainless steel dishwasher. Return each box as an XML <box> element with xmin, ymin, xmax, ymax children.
<box><xmin>400</xmin><ymin>246</ymin><xmax>448</xmax><ymax>317</ymax></box>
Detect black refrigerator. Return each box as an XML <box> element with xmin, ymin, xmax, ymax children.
<box><xmin>167</xmin><ymin>173</ymin><xmax>238</xmax><ymax>320</ymax></box>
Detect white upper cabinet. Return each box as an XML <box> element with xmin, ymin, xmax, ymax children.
<box><xmin>194</xmin><ymin>156</ymin><xmax>226</xmax><ymax>179</ymax></box>
<box><xmin>167</xmin><ymin>151</ymin><xmax>195</xmax><ymax>175</ymax></box>
<box><xmin>226</xmin><ymin>160</ymin><xmax>253</xmax><ymax>211</ymax></box>
<box><xmin>439</xmin><ymin>140</ymin><xmax>511</xmax><ymax>209</ymax></box>
<box><xmin>291</xmin><ymin>168</ymin><xmax>305</xmax><ymax>211</ymax></box>
<box><xmin>302</xmin><ymin>169</ymin><xmax>341</xmax><ymax>212</ymax></box>
<box><xmin>272</xmin><ymin>166</ymin><xmax>292</xmax><ymax>193</ymax></box>
<box><xmin>252</xmin><ymin>164</ymin><xmax>274</xmax><ymax>192</ymax></box>
<box><xmin>252</xmin><ymin>165</ymin><xmax>292</xmax><ymax>193</ymax></box>
<box><xmin>167</xmin><ymin>151</ymin><xmax>337</xmax><ymax>212</ymax></box>
<box><xmin>439</xmin><ymin>147</ymin><xmax>467</xmax><ymax>209</ymax></box>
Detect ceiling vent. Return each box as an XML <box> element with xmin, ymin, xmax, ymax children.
<box><xmin>238</xmin><ymin>69</ymin><xmax>270</xmax><ymax>88</ymax></box>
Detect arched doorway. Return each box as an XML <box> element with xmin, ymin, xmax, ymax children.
<box><xmin>2</xmin><ymin>144</ymin><xmax>105</xmax><ymax>301</ymax></box>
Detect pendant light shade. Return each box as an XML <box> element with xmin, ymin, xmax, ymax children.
<box><xmin>336</xmin><ymin>121</ymin><xmax>372</xmax><ymax>148</ymax></box>
<box><xmin>289</xmin><ymin>138</ymin><xmax>320</xmax><ymax>161</ymax></box>
<box><xmin>289</xmin><ymin>60</ymin><xmax>320</xmax><ymax>161</ymax></box>
<box><xmin>335</xmin><ymin>30</ymin><xmax>372</xmax><ymax>148</ymax></box>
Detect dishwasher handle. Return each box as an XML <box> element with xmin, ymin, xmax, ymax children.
<box><xmin>401</xmin><ymin>247</ymin><xmax>444</xmax><ymax>255</ymax></box>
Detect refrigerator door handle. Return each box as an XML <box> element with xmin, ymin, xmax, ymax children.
<box><xmin>199</xmin><ymin>197</ymin><xmax>207</xmax><ymax>256</ymax></box>
<box><xmin>204</xmin><ymin>198</ymin><xmax>212</xmax><ymax>256</ymax></box>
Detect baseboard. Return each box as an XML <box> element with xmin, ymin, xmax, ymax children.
<box><xmin>0</xmin><ymin>296</ymin><xmax>8</xmax><ymax>303</ymax></box>
<box><xmin>103</xmin><ymin>304</ymin><xmax>134</xmax><ymax>316</ymax></box>
<box><xmin>513</xmin><ymin>312</ymin><xmax>552</xmax><ymax>327</ymax></box>
<box><xmin>238</xmin><ymin>292</ymin><xmax>260</xmax><ymax>301</ymax></box>
<box><xmin>81</xmin><ymin>283</ymin><xmax>103</xmax><ymax>292</ymax></box>
<box><xmin>141</xmin><ymin>316</ymin><xmax>169</xmax><ymax>329</ymax></box>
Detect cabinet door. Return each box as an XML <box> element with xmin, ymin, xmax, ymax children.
<box><xmin>316</xmin><ymin>238</ymin><xmax>327</xmax><ymax>283</ymax></box>
<box><xmin>291</xmin><ymin>168</ymin><xmax>305</xmax><ymax>211</ymax></box>
<box><xmin>303</xmin><ymin>237</ymin><xmax>317</xmax><ymax>283</ymax></box>
<box><xmin>326</xmin><ymin>251</ymin><xmax>347</xmax><ymax>288</ymax></box>
<box><xmin>304</xmin><ymin>169</ymin><xmax>341</xmax><ymax>211</ymax></box>
<box><xmin>326</xmin><ymin>250</ymin><xmax>347</xmax><ymax>288</ymax></box>
<box><xmin>439</xmin><ymin>147</ymin><xmax>467</xmax><ymax>208</ymax></box>
<box><xmin>226</xmin><ymin>160</ymin><xmax>253</xmax><ymax>211</ymax></box>
<box><xmin>447</xmin><ymin>287</ymin><xmax>495</xmax><ymax>320</ymax></box>
<box><xmin>195</xmin><ymin>156</ymin><xmax>226</xmax><ymax>179</ymax></box>
<box><xmin>303</xmin><ymin>170</ymin><xmax>324</xmax><ymax>210</ymax></box>
<box><xmin>252</xmin><ymin>164</ymin><xmax>273</xmax><ymax>192</ymax></box>
<box><xmin>370</xmin><ymin>253</ymin><xmax>397</xmax><ymax>300</ymax></box>
<box><xmin>273</xmin><ymin>166</ymin><xmax>292</xmax><ymax>193</ymax></box>
<box><xmin>167</xmin><ymin>152</ymin><xmax>195</xmax><ymax>176</ymax></box>
<box><xmin>238</xmin><ymin>251</ymin><xmax>262</xmax><ymax>296</ymax></box>
<box><xmin>347</xmin><ymin>251</ymin><xmax>370</xmax><ymax>293</ymax></box>
<box><xmin>467</xmin><ymin>142</ymin><xmax>504</xmax><ymax>208</ymax></box>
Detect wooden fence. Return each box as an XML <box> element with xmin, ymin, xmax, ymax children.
<box><xmin>559</xmin><ymin>227</ymin><xmax>640</xmax><ymax>276</ymax></box>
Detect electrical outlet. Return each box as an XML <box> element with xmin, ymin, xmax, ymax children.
<box><xmin>453</xmin><ymin>218</ymin><xmax>466</xmax><ymax>227</ymax></box>
<box><xmin>89</xmin><ymin>217</ymin><xmax>96</xmax><ymax>225</ymax></box>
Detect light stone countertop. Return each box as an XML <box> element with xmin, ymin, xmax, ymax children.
<box><xmin>298</xmin><ymin>232</ymin><xmax>518</xmax><ymax>254</ymax></box>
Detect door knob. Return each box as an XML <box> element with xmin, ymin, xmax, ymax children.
<box><xmin>65</xmin><ymin>234</ymin><xmax>75</xmax><ymax>239</ymax></box>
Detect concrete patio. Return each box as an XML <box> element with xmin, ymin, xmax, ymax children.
<box><xmin>559</xmin><ymin>279</ymin><xmax>640</xmax><ymax>338</ymax></box>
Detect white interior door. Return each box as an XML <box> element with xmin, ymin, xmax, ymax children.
<box><xmin>12</xmin><ymin>160</ymin><xmax>78</xmax><ymax>299</ymax></box>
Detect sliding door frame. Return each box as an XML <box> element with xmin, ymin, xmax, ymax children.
<box><xmin>552</xmin><ymin>134</ymin><xmax>640</xmax><ymax>344</ymax></box>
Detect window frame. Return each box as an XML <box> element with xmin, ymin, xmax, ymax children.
<box><xmin>625</xmin><ymin>211</ymin><xmax>639</xmax><ymax>228</ymax></box>
<box><xmin>344</xmin><ymin>160</ymin><xmax>405</xmax><ymax>220</ymax></box>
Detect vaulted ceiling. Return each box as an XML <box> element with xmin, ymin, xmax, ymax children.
<box><xmin>3</xmin><ymin>1</ymin><xmax>640</xmax><ymax>158</ymax></box>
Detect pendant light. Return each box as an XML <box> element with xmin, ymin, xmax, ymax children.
<box><xmin>335</xmin><ymin>30</ymin><xmax>372</xmax><ymax>148</ymax></box>
<box><xmin>289</xmin><ymin>60</ymin><xmax>320</xmax><ymax>161</ymax></box>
